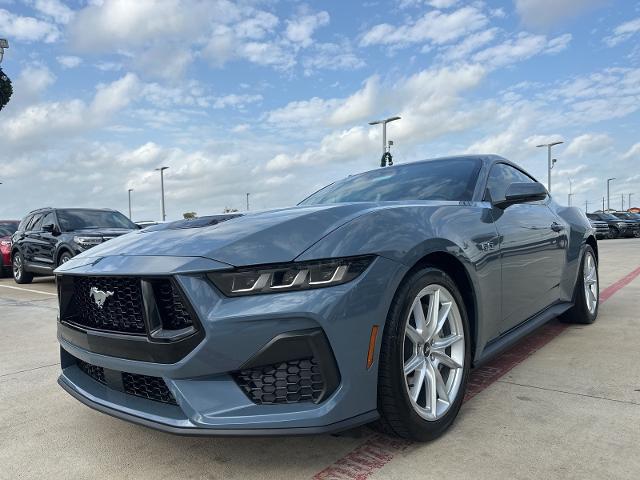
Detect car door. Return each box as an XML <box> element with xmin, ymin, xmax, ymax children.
<box><xmin>32</xmin><ymin>211</ymin><xmax>58</xmax><ymax>269</ymax></box>
<box><xmin>22</xmin><ymin>213</ymin><xmax>44</xmax><ymax>265</ymax></box>
<box><xmin>486</xmin><ymin>163</ymin><xmax>568</xmax><ymax>333</ymax></box>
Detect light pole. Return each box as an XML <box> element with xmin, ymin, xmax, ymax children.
<box><xmin>606</xmin><ymin>177</ymin><xmax>615</xmax><ymax>211</ymax></box>
<box><xmin>568</xmin><ymin>178</ymin><xmax>573</xmax><ymax>206</ymax></box>
<box><xmin>246</xmin><ymin>193</ymin><xmax>250</xmax><ymax>211</ymax></box>
<box><xmin>621</xmin><ymin>194</ymin><xmax>624</xmax><ymax>211</ymax></box>
<box><xmin>536</xmin><ymin>141</ymin><xmax>563</xmax><ymax>192</ymax></box>
<box><xmin>155</xmin><ymin>167</ymin><xmax>169</xmax><ymax>221</ymax></box>
<box><xmin>369</xmin><ymin>116</ymin><xmax>401</xmax><ymax>167</ymax></box>
<box><xmin>585</xmin><ymin>199</ymin><xmax>589</xmax><ymax>213</ymax></box>
<box><xmin>128</xmin><ymin>189</ymin><xmax>134</xmax><ymax>220</ymax></box>
<box><xmin>0</xmin><ymin>38</ymin><xmax>8</xmax><ymax>64</ymax></box>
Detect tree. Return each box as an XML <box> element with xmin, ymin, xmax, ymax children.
<box><xmin>0</xmin><ymin>68</ymin><xmax>12</xmax><ymax>112</ymax></box>
<box><xmin>183</xmin><ymin>212</ymin><xmax>197</xmax><ymax>219</ymax></box>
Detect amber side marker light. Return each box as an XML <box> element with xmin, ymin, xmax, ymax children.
<box><xmin>367</xmin><ymin>325</ymin><xmax>379</xmax><ymax>369</ymax></box>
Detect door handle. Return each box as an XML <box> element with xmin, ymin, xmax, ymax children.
<box><xmin>551</xmin><ymin>222</ymin><xmax>564</xmax><ymax>232</ymax></box>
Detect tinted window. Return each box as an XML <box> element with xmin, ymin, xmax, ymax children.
<box><xmin>0</xmin><ymin>222</ymin><xmax>18</xmax><ymax>237</ymax></box>
<box><xmin>18</xmin><ymin>215</ymin><xmax>32</xmax><ymax>232</ymax></box>
<box><xmin>485</xmin><ymin>163</ymin><xmax>536</xmax><ymax>203</ymax></box>
<box><xmin>41</xmin><ymin>212</ymin><xmax>56</xmax><ymax>228</ymax></box>
<box><xmin>56</xmin><ymin>209</ymin><xmax>136</xmax><ymax>231</ymax></box>
<box><xmin>300</xmin><ymin>158</ymin><xmax>481</xmax><ymax>205</ymax></box>
<box><xmin>26</xmin><ymin>213</ymin><xmax>45</xmax><ymax>231</ymax></box>
<box><xmin>599</xmin><ymin>213</ymin><xmax>618</xmax><ymax>221</ymax></box>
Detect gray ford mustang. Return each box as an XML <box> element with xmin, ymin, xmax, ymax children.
<box><xmin>55</xmin><ymin>155</ymin><xmax>599</xmax><ymax>440</ymax></box>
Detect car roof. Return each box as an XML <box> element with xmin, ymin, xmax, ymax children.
<box><xmin>25</xmin><ymin>207</ymin><xmax>116</xmax><ymax>215</ymax></box>
<box><xmin>0</xmin><ymin>220</ymin><xmax>20</xmax><ymax>223</ymax></box>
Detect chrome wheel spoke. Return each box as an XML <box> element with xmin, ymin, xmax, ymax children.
<box><xmin>432</xmin><ymin>334</ymin><xmax>462</xmax><ymax>351</ymax></box>
<box><xmin>425</xmin><ymin>360</ymin><xmax>438</xmax><ymax>416</ymax></box>
<box><xmin>404</xmin><ymin>355</ymin><xmax>423</xmax><ymax>375</ymax></box>
<box><xmin>424</xmin><ymin>288</ymin><xmax>439</xmax><ymax>340</ymax></box>
<box><xmin>409</xmin><ymin>363</ymin><xmax>426</xmax><ymax>402</ymax></box>
<box><xmin>412</xmin><ymin>301</ymin><xmax>427</xmax><ymax>339</ymax></box>
<box><xmin>406</xmin><ymin>326</ymin><xmax>422</xmax><ymax>345</ymax></box>
<box><xmin>432</xmin><ymin>351</ymin><xmax>462</xmax><ymax>370</ymax></box>
<box><xmin>433</xmin><ymin>301</ymin><xmax>452</xmax><ymax>338</ymax></box>
<box><xmin>432</xmin><ymin>362</ymin><xmax>450</xmax><ymax>404</ymax></box>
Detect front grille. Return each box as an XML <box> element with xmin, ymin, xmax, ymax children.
<box><xmin>122</xmin><ymin>372</ymin><xmax>177</xmax><ymax>405</ymax></box>
<box><xmin>62</xmin><ymin>276</ymin><xmax>195</xmax><ymax>335</ymax></box>
<box><xmin>152</xmin><ymin>281</ymin><xmax>194</xmax><ymax>330</ymax></box>
<box><xmin>234</xmin><ymin>358</ymin><xmax>325</xmax><ymax>405</ymax></box>
<box><xmin>76</xmin><ymin>359</ymin><xmax>106</xmax><ymax>385</ymax></box>
<box><xmin>73</xmin><ymin>356</ymin><xmax>177</xmax><ymax>406</ymax></box>
<box><xmin>69</xmin><ymin>276</ymin><xmax>146</xmax><ymax>334</ymax></box>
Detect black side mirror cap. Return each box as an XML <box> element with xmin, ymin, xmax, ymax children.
<box><xmin>494</xmin><ymin>182</ymin><xmax>548</xmax><ymax>209</ymax></box>
<box><xmin>42</xmin><ymin>224</ymin><xmax>59</xmax><ymax>234</ymax></box>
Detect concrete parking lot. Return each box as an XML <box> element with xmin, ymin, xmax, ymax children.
<box><xmin>1</xmin><ymin>239</ymin><xmax>639</xmax><ymax>480</ymax></box>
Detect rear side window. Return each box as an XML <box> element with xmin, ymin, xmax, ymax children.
<box><xmin>18</xmin><ymin>215</ymin><xmax>32</xmax><ymax>232</ymax></box>
<box><xmin>485</xmin><ymin>163</ymin><xmax>536</xmax><ymax>203</ymax></box>
<box><xmin>29</xmin><ymin>213</ymin><xmax>46</xmax><ymax>231</ymax></box>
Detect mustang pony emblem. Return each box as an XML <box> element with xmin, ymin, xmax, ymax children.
<box><xmin>89</xmin><ymin>287</ymin><xmax>114</xmax><ymax>309</ymax></box>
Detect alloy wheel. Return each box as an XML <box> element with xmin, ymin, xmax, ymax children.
<box><xmin>583</xmin><ymin>252</ymin><xmax>598</xmax><ymax>314</ymax></box>
<box><xmin>13</xmin><ymin>255</ymin><xmax>22</xmax><ymax>280</ymax></box>
<box><xmin>403</xmin><ymin>284</ymin><xmax>465</xmax><ymax>421</ymax></box>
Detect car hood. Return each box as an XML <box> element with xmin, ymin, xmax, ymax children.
<box><xmin>65</xmin><ymin>203</ymin><xmax>383</xmax><ymax>267</ymax></box>
<box><xmin>71</xmin><ymin>228</ymin><xmax>135</xmax><ymax>237</ymax></box>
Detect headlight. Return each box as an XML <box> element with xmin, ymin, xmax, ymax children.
<box><xmin>73</xmin><ymin>236</ymin><xmax>103</xmax><ymax>247</ymax></box>
<box><xmin>208</xmin><ymin>255</ymin><xmax>375</xmax><ymax>296</ymax></box>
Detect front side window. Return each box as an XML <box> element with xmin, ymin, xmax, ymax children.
<box><xmin>40</xmin><ymin>212</ymin><xmax>56</xmax><ymax>228</ymax></box>
<box><xmin>300</xmin><ymin>158</ymin><xmax>481</xmax><ymax>205</ymax></box>
<box><xmin>26</xmin><ymin>214</ymin><xmax>44</xmax><ymax>232</ymax></box>
<box><xmin>485</xmin><ymin>163</ymin><xmax>536</xmax><ymax>203</ymax></box>
<box><xmin>56</xmin><ymin>210</ymin><xmax>137</xmax><ymax>232</ymax></box>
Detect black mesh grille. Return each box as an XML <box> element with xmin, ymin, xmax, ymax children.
<box><xmin>69</xmin><ymin>276</ymin><xmax>146</xmax><ymax>334</ymax></box>
<box><xmin>234</xmin><ymin>358</ymin><xmax>325</xmax><ymax>404</ymax></box>
<box><xmin>76</xmin><ymin>359</ymin><xmax>106</xmax><ymax>385</ymax></box>
<box><xmin>152</xmin><ymin>281</ymin><xmax>194</xmax><ymax>330</ymax></box>
<box><xmin>122</xmin><ymin>372</ymin><xmax>177</xmax><ymax>405</ymax></box>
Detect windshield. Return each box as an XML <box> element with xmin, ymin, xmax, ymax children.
<box><xmin>0</xmin><ymin>222</ymin><xmax>18</xmax><ymax>237</ymax></box>
<box><xmin>56</xmin><ymin>210</ymin><xmax>137</xmax><ymax>231</ymax></box>
<box><xmin>600</xmin><ymin>213</ymin><xmax>619</xmax><ymax>221</ymax></box>
<box><xmin>300</xmin><ymin>158</ymin><xmax>481</xmax><ymax>205</ymax></box>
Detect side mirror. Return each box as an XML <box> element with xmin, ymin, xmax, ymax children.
<box><xmin>494</xmin><ymin>182</ymin><xmax>547</xmax><ymax>208</ymax></box>
<box><xmin>42</xmin><ymin>223</ymin><xmax>59</xmax><ymax>234</ymax></box>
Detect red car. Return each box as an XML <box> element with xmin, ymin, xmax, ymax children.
<box><xmin>0</xmin><ymin>220</ymin><xmax>20</xmax><ymax>277</ymax></box>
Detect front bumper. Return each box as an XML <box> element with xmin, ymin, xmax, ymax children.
<box><xmin>57</xmin><ymin>254</ymin><xmax>406</xmax><ymax>435</ymax></box>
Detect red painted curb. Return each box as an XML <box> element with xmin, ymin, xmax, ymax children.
<box><xmin>311</xmin><ymin>264</ymin><xmax>640</xmax><ymax>480</ymax></box>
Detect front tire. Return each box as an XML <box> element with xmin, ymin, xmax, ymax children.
<box><xmin>12</xmin><ymin>251</ymin><xmax>34</xmax><ymax>284</ymax></box>
<box><xmin>58</xmin><ymin>251</ymin><xmax>73</xmax><ymax>266</ymax></box>
<box><xmin>377</xmin><ymin>267</ymin><xmax>471</xmax><ymax>441</ymax></box>
<box><xmin>560</xmin><ymin>246</ymin><xmax>598</xmax><ymax>324</ymax></box>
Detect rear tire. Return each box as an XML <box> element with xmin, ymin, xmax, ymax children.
<box><xmin>58</xmin><ymin>251</ymin><xmax>73</xmax><ymax>266</ymax></box>
<box><xmin>609</xmin><ymin>227</ymin><xmax>619</xmax><ymax>239</ymax></box>
<box><xmin>376</xmin><ymin>267</ymin><xmax>471</xmax><ymax>441</ymax></box>
<box><xmin>12</xmin><ymin>251</ymin><xmax>34</xmax><ymax>284</ymax></box>
<box><xmin>560</xmin><ymin>246</ymin><xmax>598</xmax><ymax>324</ymax></box>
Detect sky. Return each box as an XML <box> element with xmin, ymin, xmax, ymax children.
<box><xmin>0</xmin><ymin>0</ymin><xmax>639</xmax><ymax>221</ymax></box>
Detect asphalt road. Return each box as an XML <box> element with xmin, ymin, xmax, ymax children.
<box><xmin>1</xmin><ymin>239</ymin><xmax>639</xmax><ymax>479</ymax></box>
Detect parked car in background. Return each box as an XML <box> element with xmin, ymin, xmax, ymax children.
<box><xmin>587</xmin><ymin>217</ymin><xmax>610</xmax><ymax>239</ymax></box>
<box><xmin>587</xmin><ymin>212</ymin><xmax>634</xmax><ymax>238</ymax></box>
<box><xmin>612</xmin><ymin>212</ymin><xmax>640</xmax><ymax>237</ymax></box>
<box><xmin>0</xmin><ymin>220</ymin><xmax>19</xmax><ymax>277</ymax></box>
<box><xmin>55</xmin><ymin>155</ymin><xmax>599</xmax><ymax>441</ymax></box>
<box><xmin>135</xmin><ymin>220</ymin><xmax>162</xmax><ymax>229</ymax></box>
<box><xmin>11</xmin><ymin>208</ymin><xmax>138</xmax><ymax>284</ymax></box>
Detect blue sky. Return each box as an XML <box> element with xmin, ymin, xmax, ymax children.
<box><xmin>1</xmin><ymin>0</ymin><xmax>639</xmax><ymax>220</ymax></box>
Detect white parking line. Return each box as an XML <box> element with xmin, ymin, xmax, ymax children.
<box><xmin>0</xmin><ymin>285</ymin><xmax>57</xmax><ymax>296</ymax></box>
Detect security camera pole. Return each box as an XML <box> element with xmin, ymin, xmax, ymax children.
<box><xmin>369</xmin><ymin>116</ymin><xmax>401</xmax><ymax>167</ymax></box>
<box><xmin>128</xmin><ymin>189</ymin><xmax>134</xmax><ymax>220</ymax></box>
<box><xmin>155</xmin><ymin>167</ymin><xmax>169</xmax><ymax>221</ymax></box>
<box><xmin>606</xmin><ymin>177</ymin><xmax>615</xmax><ymax>211</ymax></box>
<box><xmin>536</xmin><ymin>141</ymin><xmax>563</xmax><ymax>193</ymax></box>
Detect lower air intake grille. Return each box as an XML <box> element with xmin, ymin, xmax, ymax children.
<box><xmin>234</xmin><ymin>358</ymin><xmax>325</xmax><ymax>405</ymax></box>
<box><xmin>122</xmin><ymin>372</ymin><xmax>178</xmax><ymax>405</ymax></box>
<box><xmin>76</xmin><ymin>359</ymin><xmax>106</xmax><ymax>385</ymax></box>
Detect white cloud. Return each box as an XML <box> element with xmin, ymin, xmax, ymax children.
<box><xmin>623</xmin><ymin>143</ymin><xmax>640</xmax><ymax>160</ymax></box>
<box><xmin>212</xmin><ymin>94</ymin><xmax>263</xmax><ymax>110</ymax></box>
<box><xmin>0</xmin><ymin>8</ymin><xmax>59</xmax><ymax>42</ymax></box>
<box><xmin>285</xmin><ymin>11</ymin><xmax>330</xmax><ymax>47</ymax></box>
<box><xmin>438</xmin><ymin>28</ymin><xmax>498</xmax><ymax>62</ymax></box>
<box><xmin>302</xmin><ymin>42</ymin><xmax>365</xmax><ymax>75</ymax></box>
<box><xmin>30</xmin><ymin>0</ymin><xmax>74</xmax><ymax>24</ymax></box>
<box><xmin>360</xmin><ymin>6</ymin><xmax>488</xmax><ymax>48</ymax></box>
<box><xmin>4</xmin><ymin>73</ymin><xmax>140</xmax><ymax>144</ymax></box>
<box><xmin>16</xmin><ymin>65</ymin><xmax>56</xmax><ymax>98</ymax></box>
<box><xmin>604</xmin><ymin>17</ymin><xmax>640</xmax><ymax>47</ymax></box>
<box><xmin>565</xmin><ymin>133</ymin><xmax>613</xmax><ymax>158</ymax></box>
<box><xmin>472</xmin><ymin>33</ymin><xmax>571</xmax><ymax>68</ymax></box>
<box><xmin>514</xmin><ymin>0</ymin><xmax>605</xmax><ymax>29</ymax></box>
<box><xmin>56</xmin><ymin>55</ymin><xmax>82</xmax><ymax>69</ymax></box>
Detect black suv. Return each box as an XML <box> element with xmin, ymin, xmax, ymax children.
<box><xmin>612</xmin><ymin>212</ymin><xmax>640</xmax><ymax>237</ymax></box>
<box><xmin>586</xmin><ymin>212</ymin><xmax>637</xmax><ymax>239</ymax></box>
<box><xmin>11</xmin><ymin>208</ymin><xmax>137</xmax><ymax>284</ymax></box>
